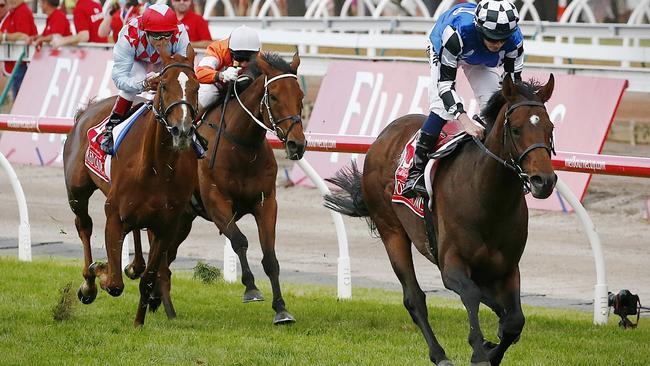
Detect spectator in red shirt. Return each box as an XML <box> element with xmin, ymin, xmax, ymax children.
<box><xmin>98</xmin><ymin>0</ymin><xmax>142</xmax><ymax>43</ymax></box>
<box><xmin>0</xmin><ymin>0</ymin><xmax>38</xmax><ymax>98</ymax></box>
<box><xmin>51</xmin><ymin>0</ymin><xmax>108</xmax><ymax>48</ymax></box>
<box><xmin>171</xmin><ymin>0</ymin><xmax>211</xmax><ymax>48</ymax></box>
<box><xmin>32</xmin><ymin>0</ymin><xmax>72</xmax><ymax>47</ymax></box>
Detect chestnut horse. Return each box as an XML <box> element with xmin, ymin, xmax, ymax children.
<box><xmin>325</xmin><ymin>75</ymin><xmax>557</xmax><ymax>365</ymax></box>
<box><xmin>125</xmin><ymin>52</ymin><xmax>306</xmax><ymax>324</ymax></box>
<box><xmin>63</xmin><ymin>45</ymin><xmax>199</xmax><ymax>326</ymax></box>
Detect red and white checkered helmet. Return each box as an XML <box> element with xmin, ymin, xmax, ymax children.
<box><xmin>141</xmin><ymin>4</ymin><xmax>179</xmax><ymax>33</ymax></box>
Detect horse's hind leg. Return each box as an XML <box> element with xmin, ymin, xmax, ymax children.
<box><xmin>68</xmin><ymin>184</ymin><xmax>98</xmax><ymax>304</ymax></box>
<box><xmin>254</xmin><ymin>196</ymin><xmax>294</xmax><ymax>324</ymax></box>
<box><xmin>440</xmin><ymin>254</ymin><xmax>490</xmax><ymax>365</ymax></box>
<box><xmin>124</xmin><ymin>229</ymin><xmax>146</xmax><ymax>280</ymax></box>
<box><xmin>378</xmin><ymin>224</ymin><xmax>450</xmax><ymax>365</ymax></box>
<box><xmin>482</xmin><ymin>267</ymin><xmax>525</xmax><ymax>366</ymax></box>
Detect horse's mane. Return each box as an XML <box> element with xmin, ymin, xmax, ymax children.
<box><xmin>205</xmin><ymin>52</ymin><xmax>294</xmax><ymax>114</ymax></box>
<box><xmin>480</xmin><ymin>78</ymin><xmax>544</xmax><ymax>133</ymax></box>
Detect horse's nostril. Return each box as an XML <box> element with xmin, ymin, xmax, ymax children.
<box><xmin>530</xmin><ymin>175</ymin><xmax>544</xmax><ymax>187</ymax></box>
<box><xmin>170</xmin><ymin>126</ymin><xmax>180</xmax><ymax>137</ymax></box>
<box><xmin>287</xmin><ymin>140</ymin><xmax>297</xmax><ymax>152</ymax></box>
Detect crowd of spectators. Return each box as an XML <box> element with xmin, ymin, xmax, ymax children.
<box><xmin>0</xmin><ymin>0</ymin><xmax>212</xmax><ymax>100</ymax></box>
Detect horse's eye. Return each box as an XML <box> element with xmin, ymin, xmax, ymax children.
<box><xmin>512</xmin><ymin>127</ymin><xmax>521</xmax><ymax>136</ymax></box>
<box><xmin>269</xmin><ymin>94</ymin><xmax>278</xmax><ymax>102</ymax></box>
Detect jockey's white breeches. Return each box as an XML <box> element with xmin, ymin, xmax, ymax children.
<box><xmin>428</xmin><ymin>58</ymin><xmax>502</xmax><ymax>121</ymax></box>
<box><xmin>198</xmin><ymin>83</ymin><xmax>222</xmax><ymax>109</ymax></box>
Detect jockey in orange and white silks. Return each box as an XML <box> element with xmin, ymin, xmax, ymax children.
<box><xmin>100</xmin><ymin>3</ymin><xmax>191</xmax><ymax>155</ymax></box>
<box><xmin>196</xmin><ymin>25</ymin><xmax>261</xmax><ymax>109</ymax></box>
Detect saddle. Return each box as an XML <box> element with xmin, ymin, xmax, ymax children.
<box><xmin>85</xmin><ymin>102</ymin><xmax>148</xmax><ymax>182</ymax></box>
<box><xmin>391</xmin><ymin>120</ymin><xmax>471</xmax><ymax>218</ymax></box>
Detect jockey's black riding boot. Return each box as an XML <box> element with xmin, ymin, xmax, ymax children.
<box><xmin>100</xmin><ymin>113</ymin><xmax>124</xmax><ymax>155</ymax></box>
<box><xmin>100</xmin><ymin>96</ymin><xmax>132</xmax><ymax>155</ymax></box>
<box><xmin>402</xmin><ymin>131</ymin><xmax>438</xmax><ymax>198</ymax></box>
<box><xmin>191</xmin><ymin>136</ymin><xmax>206</xmax><ymax>159</ymax></box>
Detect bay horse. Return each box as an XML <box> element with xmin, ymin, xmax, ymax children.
<box><xmin>325</xmin><ymin>75</ymin><xmax>557</xmax><ymax>365</ymax></box>
<box><xmin>125</xmin><ymin>52</ymin><xmax>306</xmax><ymax>324</ymax></box>
<box><xmin>63</xmin><ymin>45</ymin><xmax>199</xmax><ymax>326</ymax></box>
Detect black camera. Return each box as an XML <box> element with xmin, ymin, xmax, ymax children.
<box><xmin>608</xmin><ymin>289</ymin><xmax>641</xmax><ymax>329</ymax></box>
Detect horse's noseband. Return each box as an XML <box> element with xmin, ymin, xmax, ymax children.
<box><xmin>150</xmin><ymin>63</ymin><xmax>199</xmax><ymax>136</ymax></box>
<box><xmin>235</xmin><ymin>73</ymin><xmax>302</xmax><ymax>143</ymax></box>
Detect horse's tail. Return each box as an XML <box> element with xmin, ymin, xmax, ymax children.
<box><xmin>324</xmin><ymin>160</ymin><xmax>370</xmax><ymax>218</ymax></box>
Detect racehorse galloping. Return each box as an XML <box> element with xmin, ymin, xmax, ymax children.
<box><xmin>135</xmin><ymin>52</ymin><xmax>306</xmax><ymax>324</ymax></box>
<box><xmin>63</xmin><ymin>45</ymin><xmax>199</xmax><ymax>326</ymax></box>
<box><xmin>325</xmin><ymin>75</ymin><xmax>556</xmax><ymax>365</ymax></box>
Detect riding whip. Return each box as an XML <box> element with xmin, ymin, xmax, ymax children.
<box><xmin>208</xmin><ymin>81</ymin><xmax>233</xmax><ymax>170</ymax></box>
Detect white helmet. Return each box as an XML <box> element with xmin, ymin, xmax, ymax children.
<box><xmin>229</xmin><ymin>25</ymin><xmax>261</xmax><ymax>52</ymax></box>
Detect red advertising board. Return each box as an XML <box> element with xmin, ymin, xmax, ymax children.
<box><xmin>0</xmin><ymin>48</ymin><xmax>117</xmax><ymax>165</ymax></box>
<box><xmin>290</xmin><ymin>61</ymin><xmax>627</xmax><ymax>211</ymax></box>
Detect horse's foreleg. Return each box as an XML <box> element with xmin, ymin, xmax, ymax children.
<box><xmin>134</xmin><ymin>229</ymin><xmax>171</xmax><ymax>327</ymax></box>
<box><xmin>207</xmin><ymin>193</ymin><xmax>262</xmax><ymax>302</ymax></box>
<box><xmin>158</xmin><ymin>213</ymin><xmax>194</xmax><ymax>320</ymax></box>
<box><xmin>485</xmin><ymin>267</ymin><xmax>525</xmax><ymax>366</ymax></box>
<box><xmin>70</xmin><ymin>193</ymin><xmax>97</xmax><ymax>304</ymax></box>
<box><xmin>380</xmin><ymin>226</ymin><xmax>450</xmax><ymax>365</ymax></box>
<box><xmin>441</xmin><ymin>255</ymin><xmax>489</xmax><ymax>365</ymax></box>
<box><xmin>95</xmin><ymin>205</ymin><xmax>126</xmax><ymax>297</ymax></box>
<box><xmin>254</xmin><ymin>197</ymin><xmax>294</xmax><ymax>324</ymax></box>
<box><xmin>124</xmin><ymin>229</ymin><xmax>146</xmax><ymax>280</ymax></box>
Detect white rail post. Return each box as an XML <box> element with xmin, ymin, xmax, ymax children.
<box><xmin>297</xmin><ymin>158</ymin><xmax>351</xmax><ymax>299</ymax></box>
<box><xmin>0</xmin><ymin>151</ymin><xmax>31</xmax><ymax>261</ymax></box>
<box><xmin>555</xmin><ymin>177</ymin><xmax>608</xmax><ymax>325</ymax></box>
<box><xmin>223</xmin><ymin>238</ymin><xmax>238</xmax><ymax>283</ymax></box>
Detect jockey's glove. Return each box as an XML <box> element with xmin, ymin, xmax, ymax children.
<box><xmin>142</xmin><ymin>72</ymin><xmax>160</xmax><ymax>92</ymax></box>
<box><xmin>220</xmin><ymin>67</ymin><xmax>241</xmax><ymax>82</ymax></box>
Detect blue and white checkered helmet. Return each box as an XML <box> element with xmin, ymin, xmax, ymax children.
<box><xmin>475</xmin><ymin>0</ymin><xmax>519</xmax><ymax>40</ymax></box>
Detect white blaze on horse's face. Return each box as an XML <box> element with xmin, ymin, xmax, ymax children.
<box><xmin>177</xmin><ymin>72</ymin><xmax>189</xmax><ymax>122</ymax></box>
<box><xmin>529</xmin><ymin>115</ymin><xmax>540</xmax><ymax>126</ymax></box>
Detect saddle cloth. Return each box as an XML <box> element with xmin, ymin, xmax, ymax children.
<box><xmin>84</xmin><ymin>104</ymin><xmax>149</xmax><ymax>182</ymax></box>
<box><xmin>391</xmin><ymin>120</ymin><xmax>470</xmax><ymax>218</ymax></box>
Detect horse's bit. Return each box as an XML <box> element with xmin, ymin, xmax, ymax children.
<box><xmin>233</xmin><ymin>73</ymin><xmax>302</xmax><ymax>143</ymax></box>
<box><xmin>473</xmin><ymin>100</ymin><xmax>555</xmax><ymax>194</ymax></box>
<box><xmin>149</xmin><ymin>63</ymin><xmax>199</xmax><ymax>135</ymax></box>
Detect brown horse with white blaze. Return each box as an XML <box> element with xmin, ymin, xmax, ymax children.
<box><xmin>63</xmin><ymin>45</ymin><xmax>199</xmax><ymax>326</ymax></box>
<box><xmin>325</xmin><ymin>75</ymin><xmax>557</xmax><ymax>365</ymax></box>
<box><xmin>125</xmin><ymin>52</ymin><xmax>306</xmax><ymax>324</ymax></box>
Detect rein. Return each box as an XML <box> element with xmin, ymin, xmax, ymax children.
<box><xmin>233</xmin><ymin>73</ymin><xmax>302</xmax><ymax>143</ymax></box>
<box><xmin>472</xmin><ymin>100</ymin><xmax>555</xmax><ymax>194</ymax></box>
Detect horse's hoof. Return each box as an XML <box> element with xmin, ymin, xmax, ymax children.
<box><xmin>77</xmin><ymin>283</ymin><xmax>97</xmax><ymax>305</ymax></box>
<box><xmin>123</xmin><ymin>265</ymin><xmax>140</xmax><ymax>280</ymax></box>
<box><xmin>272</xmin><ymin>310</ymin><xmax>296</xmax><ymax>325</ymax></box>
<box><xmin>242</xmin><ymin>289</ymin><xmax>264</xmax><ymax>303</ymax></box>
<box><xmin>106</xmin><ymin>286</ymin><xmax>123</xmax><ymax>297</ymax></box>
<box><xmin>436</xmin><ymin>360</ymin><xmax>454</xmax><ymax>366</ymax></box>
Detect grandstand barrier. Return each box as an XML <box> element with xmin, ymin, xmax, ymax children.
<box><xmin>2</xmin><ymin>117</ymin><xmax>650</xmax><ymax>323</ymax></box>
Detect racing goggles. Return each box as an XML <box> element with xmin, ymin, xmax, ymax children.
<box><xmin>231</xmin><ymin>50</ymin><xmax>255</xmax><ymax>63</ymax></box>
<box><xmin>148</xmin><ymin>31</ymin><xmax>174</xmax><ymax>41</ymax></box>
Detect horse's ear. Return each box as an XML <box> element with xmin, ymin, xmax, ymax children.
<box><xmin>501</xmin><ymin>73</ymin><xmax>518</xmax><ymax>102</ymax></box>
<box><xmin>536</xmin><ymin>73</ymin><xmax>555</xmax><ymax>103</ymax></box>
<box><xmin>256</xmin><ymin>52</ymin><xmax>271</xmax><ymax>74</ymax></box>
<box><xmin>185</xmin><ymin>44</ymin><xmax>195</xmax><ymax>65</ymax></box>
<box><xmin>290</xmin><ymin>52</ymin><xmax>300</xmax><ymax>73</ymax></box>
